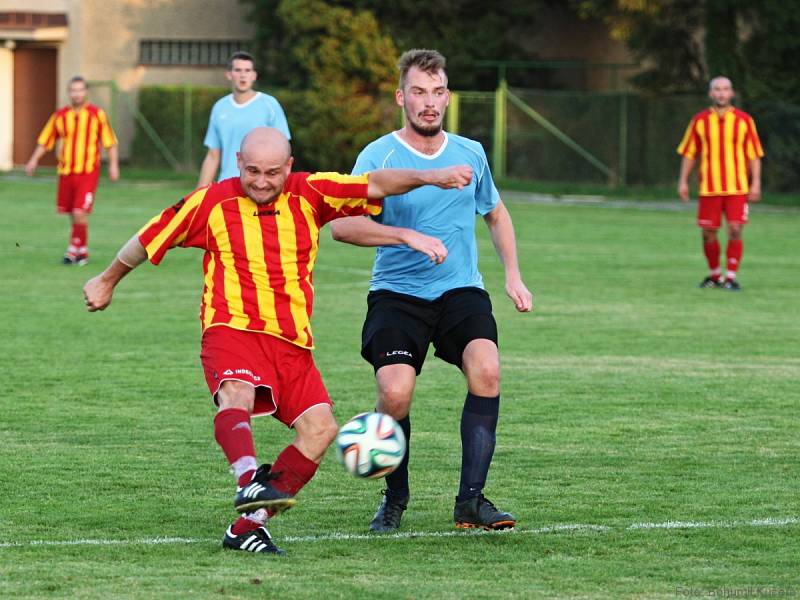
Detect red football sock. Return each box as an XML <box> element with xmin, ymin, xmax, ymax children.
<box><xmin>213</xmin><ymin>408</ymin><xmax>257</xmax><ymax>486</ymax></box>
<box><xmin>231</xmin><ymin>509</ymin><xmax>268</xmax><ymax>536</ymax></box>
<box><xmin>71</xmin><ymin>223</ymin><xmax>88</xmax><ymax>253</ymax></box>
<box><xmin>270</xmin><ymin>444</ymin><xmax>319</xmax><ymax>497</ymax></box>
<box><xmin>726</xmin><ymin>239</ymin><xmax>743</xmax><ymax>275</ymax></box>
<box><xmin>703</xmin><ymin>239</ymin><xmax>721</xmax><ymax>275</ymax></box>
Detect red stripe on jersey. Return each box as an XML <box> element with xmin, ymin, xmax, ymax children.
<box><xmin>206</xmin><ymin>227</ymin><xmax>232</xmax><ymax>328</ymax></box>
<box><xmin>259</xmin><ymin>212</ymin><xmax>298</xmax><ymax>342</ymax></box>
<box><xmin>718</xmin><ymin>114</ymin><xmax>727</xmax><ymax>193</ymax></box>
<box><xmin>732</xmin><ymin>117</ymin><xmax>744</xmax><ymax>192</ymax></box>
<box><xmin>288</xmin><ymin>197</ymin><xmax>316</xmax><ymax>321</ymax></box>
<box><xmin>702</xmin><ymin>113</ymin><xmax>714</xmax><ymax>195</ymax></box>
<box><xmin>222</xmin><ymin>204</ymin><xmax>267</xmax><ymax>331</ymax></box>
<box><xmin>69</xmin><ymin>111</ymin><xmax>80</xmax><ymax>175</ymax></box>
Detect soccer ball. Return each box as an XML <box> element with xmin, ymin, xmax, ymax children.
<box><xmin>335</xmin><ymin>412</ymin><xmax>406</xmax><ymax>479</ymax></box>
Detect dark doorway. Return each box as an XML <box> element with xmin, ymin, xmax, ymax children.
<box><xmin>13</xmin><ymin>46</ymin><xmax>58</xmax><ymax>166</ymax></box>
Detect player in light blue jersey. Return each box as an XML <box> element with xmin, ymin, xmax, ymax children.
<box><xmin>198</xmin><ymin>52</ymin><xmax>290</xmax><ymax>186</ymax></box>
<box><xmin>330</xmin><ymin>49</ymin><xmax>533</xmax><ymax>534</ymax></box>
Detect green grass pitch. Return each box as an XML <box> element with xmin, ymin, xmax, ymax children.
<box><xmin>1</xmin><ymin>174</ymin><xmax>798</xmax><ymax>599</ymax></box>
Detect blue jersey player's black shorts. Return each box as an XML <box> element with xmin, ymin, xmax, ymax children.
<box><xmin>361</xmin><ymin>287</ymin><xmax>498</xmax><ymax>374</ymax></box>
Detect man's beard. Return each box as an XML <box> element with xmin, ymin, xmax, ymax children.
<box><xmin>408</xmin><ymin>117</ymin><xmax>443</xmax><ymax>137</ymax></box>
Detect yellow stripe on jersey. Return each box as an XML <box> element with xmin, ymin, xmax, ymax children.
<box><xmin>708</xmin><ymin>115</ymin><xmax>721</xmax><ymax>193</ymax></box>
<box><xmin>37</xmin><ymin>114</ymin><xmax>58</xmax><ymax>150</ymax></box>
<box><xmin>202</xmin><ymin>253</ymin><xmax>218</xmax><ymax>328</ymax></box>
<box><xmin>307</xmin><ymin>172</ymin><xmax>379</xmax><ymax>215</ymax></box>
<box><xmin>85</xmin><ymin>114</ymin><xmax>99</xmax><ymax>174</ymax></box>
<box><xmin>276</xmin><ymin>195</ymin><xmax>309</xmax><ymax>348</ymax></box>
<box><xmin>695</xmin><ymin>119</ymin><xmax>707</xmax><ymax>193</ymax></box>
<box><xmin>62</xmin><ymin>112</ymin><xmax>75</xmax><ymax>174</ymax></box>
<box><xmin>676</xmin><ymin>121</ymin><xmax>697</xmax><ymax>159</ymax></box>
<box><xmin>735</xmin><ymin>120</ymin><xmax>748</xmax><ymax>191</ymax></box>
<box><xmin>237</xmin><ymin>200</ymin><xmax>279</xmax><ymax>329</ymax></box>
<box><xmin>208</xmin><ymin>204</ymin><xmax>249</xmax><ymax>331</ymax></box>
<box><xmin>139</xmin><ymin>188</ymin><xmax>206</xmax><ymax>257</ymax></box>
<box><xmin>74</xmin><ymin>109</ymin><xmax>89</xmax><ymax>174</ymax></box>
<box><xmin>98</xmin><ymin>110</ymin><xmax>118</xmax><ymax>148</ymax></box>
<box><xmin>723</xmin><ymin>115</ymin><xmax>736</xmax><ymax>194</ymax></box>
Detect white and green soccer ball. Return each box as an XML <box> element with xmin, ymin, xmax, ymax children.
<box><xmin>335</xmin><ymin>412</ymin><xmax>406</xmax><ymax>479</ymax></box>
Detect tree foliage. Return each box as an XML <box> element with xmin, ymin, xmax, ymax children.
<box><xmin>243</xmin><ymin>0</ymin><xmax>551</xmax><ymax>91</ymax></box>
<box><xmin>572</xmin><ymin>0</ymin><xmax>800</xmax><ymax>190</ymax></box>
<box><xmin>241</xmin><ymin>0</ymin><xmax>397</xmax><ymax>171</ymax></box>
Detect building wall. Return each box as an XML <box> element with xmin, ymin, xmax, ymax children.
<box><xmin>1</xmin><ymin>0</ymin><xmax>255</xmax><ymax>167</ymax></box>
<box><xmin>71</xmin><ymin>0</ymin><xmax>255</xmax><ymax>159</ymax></box>
<box><xmin>0</xmin><ymin>45</ymin><xmax>13</xmax><ymax>170</ymax></box>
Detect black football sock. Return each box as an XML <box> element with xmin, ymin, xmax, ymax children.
<box><xmin>457</xmin><ymin>392</ymin><xmax>499</xmax><ymax>503</ymax></box>
<box><xmin>384</xmin><ymin>415</ymin><xmax>411</xmax><ymax>497</ymax></box>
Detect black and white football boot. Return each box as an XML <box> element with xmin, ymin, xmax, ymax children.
<box><xmin>222</xmin><ymin>526</ymin><xmax>285</xmax><ymax>555</ymax></box>
<box><xmin>234</xmin><ymin>463</ymin><xmax>297</xmax><ymax>514</ymax></box>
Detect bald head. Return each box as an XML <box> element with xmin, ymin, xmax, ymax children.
<box><xmin>237</xmin><ymin>127</ymin><xmax>294</xmax><ymax>205</ymax></box>
<box><xmin>240</xmin><ymin>127</ymin><xmax>291</xmax><ymax>163</ymax></box>
<box><xmin>708</xmin><ymin>76</ymin><xmax>735</xmax><ymax>110</ymax></box>
<box><xmin>709</xmin><ymin>76</ymin><xmax>733</xmax><ymax>91</ymax></box>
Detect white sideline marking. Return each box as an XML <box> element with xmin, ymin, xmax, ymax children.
<box><xmin>0</xmin><ymin>517</ymin><xmax>796</xmax><ymax>550</ymax></box>
<box><xmin>626</xmin><ymin>517</ymin><xmax>800</xmax><ymax>531</ymax></box>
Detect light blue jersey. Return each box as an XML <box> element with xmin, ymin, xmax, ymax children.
<box><xmin>203</xmin><ymin>92</ymin><xmax>291</xmax><ymax>181</ymax></box>
<box><xmin>353</xmin><ymin>132</ymin><xmax>500</xmax><ymax>300</ymax></box>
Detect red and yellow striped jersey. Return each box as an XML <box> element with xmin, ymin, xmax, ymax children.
<box><xmin>138</xmin><ymin>172</ymin><xmax>379</xmax><ymax>349</ymax></box>
<box><xmin>677</xmin><ymin>107</ymin><xmax>764</xmax><ymax>196</ymax></box>
<box><xmin>36</xmin><ymin>104</ymin><xmax>118</xmax><ymax>175</ymax></box>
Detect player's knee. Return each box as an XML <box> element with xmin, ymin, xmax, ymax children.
<box><xmin>468</xmin><ymin>361</ymin><xmax>500</xmax><ymax>396</ymax></box>
<box><xmin>297</xmin><ymin>413</ymin><xmax>338</xmax><ymax>454</ymax></box>
<box><xmin>377</xmin><ymin>386</ymin><xmax>412</xmax><ymax>419</ymax></box>
<box><xmin>217</xmin><ymin>380</ymin><xmax>255</xmax><ymax>413</ymax></box>
<box><xmin>463</xmin><ymin>357</ymin><xmax>500</xmax><ymax>394</ymax></box>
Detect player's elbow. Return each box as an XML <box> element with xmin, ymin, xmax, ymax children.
<box><xmin>329</xmin><ymin>221</ymin><xmax>353</xmax><ymax>243</ymax></box>
<box><xmin>331</xmin><ymin>217</ymin><xmax>364</xmax><ymax>244</ymax></box>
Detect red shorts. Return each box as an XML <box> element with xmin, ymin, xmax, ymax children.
<box><xmin>199</xmin><ymin>325</ymin><xmax>331</xmax><ymax>427</ymax></box>
<box><xmin>697</xmin><ymin>194</ymin><xmax>748</xmax><ymax>229</ymax></box>
<box><xmin>57</xmin><ymin>171</ymin><xmax>100</xmax><ymax>214</ymax></box>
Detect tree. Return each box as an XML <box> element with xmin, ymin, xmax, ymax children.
<box><xmin>571</xmin><ymin>0</ymin><xmax>707</xmax><ymax>93</ymax></box>
<box><xmin>572</xmin><ymin>0</ymin><xmax>800</xmax><ymax>190</ymax></box>
<box><xmin>242</xmin><ymin>0</ymin><xmax>397</xmax><ymax>171</ymax></box>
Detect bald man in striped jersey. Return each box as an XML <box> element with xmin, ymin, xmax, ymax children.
<box><xmin>677</xmin><ymin>76</ymin><xmax>764</xmax><ymax>291</ymax></box>
<box><xmin>83</xmin><ymin>127</ymin><xmax>472</xmax><ymax>555</ymax></box>
<box><xmin>26</xmin><ymin>76</ymin><xmax>119</xmax><ymax>266</ymax></box>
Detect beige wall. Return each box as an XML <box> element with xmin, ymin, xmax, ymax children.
<box><xmin>0</xmin><ymin>0</ymin><xmax>69</xmax><ymax>10</ymax></box>
<box><xmin>0</xmin><ymin>45</ymin><xmax>13</xmax><ymax>170</ymax></box>
<box><xmin>1</xmin><ymin>0</ymin><xmax>255</xmax><ymax>165</ymax></box>
<box><xmin>66</xmin><ymin>0</ymin><xmax>256</xmax><ymax>158</ymax></box>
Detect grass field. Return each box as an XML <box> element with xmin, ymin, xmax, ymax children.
<box><xmin>1</xmin><ymin>173</ymin><xmax>798</xmax><ymax>599</ymax></box>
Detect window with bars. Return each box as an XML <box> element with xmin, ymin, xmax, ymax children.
<box><xmin>138</xmin><ymin>40</ymin><xmax>250</xmax><ymax>67</ymax></box>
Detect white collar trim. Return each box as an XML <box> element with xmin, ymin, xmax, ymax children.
<box><xmin>391</xmin><ymin>131</ymin><xmax>449</xmax><ymax>160</ymax></box>
<box><xmin>228</xmin><ymin>92</ymin><xmax>261</xmax><ymax>109</ymax></box>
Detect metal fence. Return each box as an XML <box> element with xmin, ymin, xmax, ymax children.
<box><xmin>452</xmin><ymin>84</ymin><xmax>706</xmax><ymax>186</ymax></box>
<box><xmin>120</xmin><ymin>81</ymin><xmax>785</xmax><ymax>189</ymax></box>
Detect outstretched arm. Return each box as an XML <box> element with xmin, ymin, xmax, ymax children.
<box><xmin>330</xmin><ymin>217</ymin><xmax>448</xmax><ymax>264</ymax></box>
<box><xmin>483</xmin><ymin>201</ymin><xmax>533</xmax><ymax>312</ymax></box>
<box><xmin>367</xmin><ymin>165</ymin><xmax>472</xmax><ymax>199</ymax></box>
<box><xmin>83</xmin><ymin>235</ymin><xmax>148</xmax><ymax>311</ymax></box>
